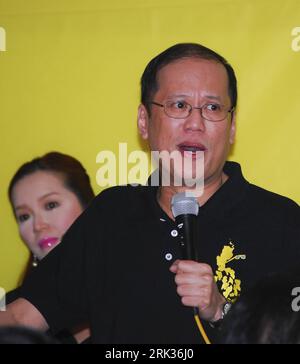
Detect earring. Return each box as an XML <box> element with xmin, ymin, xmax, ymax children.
<box><xmin>32</xmin><ymin>254</ymin><xmax>38</xmax><ymax>268</ymax></box>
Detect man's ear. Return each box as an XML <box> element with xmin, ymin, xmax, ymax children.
<box><xmin>137</xmin><ymin>104</ymin><xmax>149</xmax><ymax>140</ymax></box>
<box><xmin>229</xmin><ymin>111</ymin><xmax>236</xmax><ymax>144</ymax></box>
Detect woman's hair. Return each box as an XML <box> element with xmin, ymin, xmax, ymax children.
<box><xmin>221</xmin><ymin>268</ymin><xmax>300</xmax><ymax>344</ymax></box>
<box><xmin>8</xmin><ymin>151</ymin><xmax>95</xmax><ymax>209</ymax></box>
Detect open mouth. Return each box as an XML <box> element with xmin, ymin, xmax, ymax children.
<box><xmin>177</xmin><ymin>143</ymin><xmax>206</xmax><ymax>157</ymax></box>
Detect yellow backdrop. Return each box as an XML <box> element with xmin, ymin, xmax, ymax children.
<box><xmin>0</xmin><ymin>0</ymin><xmax>299</xmax><ymax>292</ymax></box>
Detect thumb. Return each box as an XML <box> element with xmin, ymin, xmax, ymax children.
<box><xmin>169</xmin><ymin>259</ymin><xmax>180</xmax><ymax>273</ymax></box>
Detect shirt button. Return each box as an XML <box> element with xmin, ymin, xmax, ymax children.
<box><xmin>171</xmin><ymin>229</ymin><xmax>178</xmax><ymax>237</ymax></box>
<box><xmin>165</xmin><ymin>253</ymin><xmax>173</xmax><ymax>261</ymax></box>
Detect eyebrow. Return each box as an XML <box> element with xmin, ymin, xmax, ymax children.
<box><xmin>15</xmin><ymin>192</ymin><xmax>60</xmax><ymax>211</ymax></box>
<box><xmin>204</xmin><ymin>95</ymin><xmax>222</xmax><ymax>101</ymax></box>
<box><xmin>167</xmin><ymin>94</ymin><xmax>222</xmax><ymax>101</ymax></box>
<box><xmin>167</xmin><ymin>94</ymin><xmax>191</xmax><ymax>99</ymax></box>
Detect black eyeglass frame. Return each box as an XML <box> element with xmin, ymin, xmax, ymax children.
<box><xmin>150</xmin><ymin>101</ymin><xmax>235</xmax><ymax>122</ymax></box>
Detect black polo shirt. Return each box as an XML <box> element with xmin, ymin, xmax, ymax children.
<box><xmin>20</xmin><ymin>161</ymin><xmax>300</xmax><ymax>343</ymax></box>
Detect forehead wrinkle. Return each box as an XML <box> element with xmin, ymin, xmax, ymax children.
<box><xmin>154</xmin><ymin>58</ymin><xmax>230</xmax><ymax>105</ymax></box>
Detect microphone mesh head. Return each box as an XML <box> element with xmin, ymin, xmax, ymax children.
<box><xmin>171</xmin><ymin>192</ymin><xmax>199</xmax><ymax>218</ymax></box>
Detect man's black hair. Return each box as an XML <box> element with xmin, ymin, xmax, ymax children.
<box><xmin>141</xmin><ymin>43</ymin><xmax>237</xmax><ymax>114</ymax></box>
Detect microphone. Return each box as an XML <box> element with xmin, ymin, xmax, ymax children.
<box><xmin>171</xmin><ymin>192</ymin><xmax>199</xmax><ymax>261</ymax></box>
<box><xmin>171</xmin><ymin>193</ymin><xmax>211</xmax><ymax>344</ymax></box>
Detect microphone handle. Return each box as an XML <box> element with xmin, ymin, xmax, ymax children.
<box><xmin>175</xmin><ymin>214</ymin><xmax>198</xmax><ymax>261</ymax></box>
<box><xmin>175</xmin><ymin>214</ymin><xmax>209</xmax><ymax>343</ymax></box>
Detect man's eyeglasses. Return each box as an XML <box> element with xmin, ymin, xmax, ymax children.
<box><xmin>150</xmin><ymin>100</ymin><xmax>234</xmax><ymax>122</ymax></box>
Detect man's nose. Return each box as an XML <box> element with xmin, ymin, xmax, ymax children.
<box><xmin>183</xmin><ymin>107</ymin><xmax>206</xmax><ymax>132</ymax></box>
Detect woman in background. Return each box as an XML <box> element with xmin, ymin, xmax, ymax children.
<box><xmin>7</xmin><ymin>151</ymin><xmax>95</xmax><ymax>343</ymax></box>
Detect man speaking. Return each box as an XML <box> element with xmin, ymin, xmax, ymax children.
<box><xmin>1</xmin><ymin>43</ymin><xmax>299</xmax><ymax>344</ymax></box>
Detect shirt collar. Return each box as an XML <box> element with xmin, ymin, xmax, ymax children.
<box><xmin>146</xmin><ymin>161</ymin><xmax>249</xmax><ymax>222</ymax></box>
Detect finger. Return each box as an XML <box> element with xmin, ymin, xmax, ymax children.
<box><xmin>169</xmin><ymin>259</ymin><xmax>180</xmax><ymax>273</ymax></box>
<box><xmin>177</xmin><ymin>284</ymin><xmax>210</xmax><ymax>298</ymax></box>
<box><xmin>181</xmin><ymin>295</ymin><xmax>211</xmax><ymax>309</ymax></box>
<box><xmin>177</xmin><ymin>261</ymin><xmax>213</xmax><ymax>275</ymax></box>
<box><xmin>175</xmin><ymin>272</ymin><xmax>214</xmax><ymax>286</ymax></box>
<box><xmin>175</xmin><ymin>272</ymin><xmax>202</xmax><ymax>285</ymax></box>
